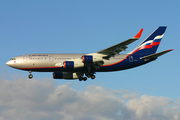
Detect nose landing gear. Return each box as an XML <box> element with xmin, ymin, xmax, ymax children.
<box><xmin>28</xmin><ymin>71</ymin><xmax>33</xmax><ymax>79</ymax></box>
<box><xmin>28</xmin><ymin>74</ymin><xmax>33</xmax><ymax>79</ymax></box>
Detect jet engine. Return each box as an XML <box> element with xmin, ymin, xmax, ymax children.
<box><xmin>82</xmin><ymin>55</ymin><xmax>103</xmax><ymax>63</ymax></box>
<box><xmin>63</xmin><ymin>60</ymin><xmax>84</xmax><ymax>68</ymax></box>
<box><xmin>53</xmin><ymin>72</ymin><xmax>78</xmax><ymax>79</ymax></box>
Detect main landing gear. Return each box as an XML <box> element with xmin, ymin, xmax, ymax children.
<box><xmin>79</xmin><ymin>77</ymin><xmax>87</xmax><ymax>81</ymax></box>
<box><xmin>78</xmin><ymin>73</ymin><xmax>96</xmax><ymax>81</ymax></box>
<box><xmin>91</xmin><ymin>75</ymin><xmax>95</xmax><ymax>79</ymax></box>
<box><xmin>28</xmin><ymin>71</ymin><xmax>33</xmax><ymax>79</ymax></box>
<box><xmin>78</xmin><ymin>65</ymin><xmax>96</xmax><ymax>81</ymax></box>
<box><xmin>85</xmin><ymin>73</ymin><xmax>96</xmax><ymax>79</ymax></box>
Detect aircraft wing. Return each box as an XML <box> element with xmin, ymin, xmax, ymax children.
<box><xmin>97</xmin><ymin>29</ymin><xmax>143</xmax><ymax>58</ymax></box>
<box><xmin>140</xmin><ymin>49</ymin><xmax>174</xmax><ymax>61</ymax></box>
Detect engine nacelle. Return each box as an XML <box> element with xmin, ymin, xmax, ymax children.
<box><xmin>63</xmin><ymin>60</ymin><xmax>84</xmax><ymax>68</ymax></box>
<box><xmin>53</xmin><ymin>72</ymin><xmax>78</xmax><ymax>79</ymax></box>
<box><xmin>82</xmin><ymin>55</ymin><xmax>103</xmax><ymax>63</ymax></box>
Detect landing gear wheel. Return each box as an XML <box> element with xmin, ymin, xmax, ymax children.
<box><xmin>28</xmin><ymin>74</ymin><xmax>33</xmax><ymax>79</ymax></box>
<box><xmin>91</xmin><ymin>75</ymin><xmax>95</xmax><ymax>80</ymax></box>
<box><xmin>85</xmin><ymin>73</ymin><xmax>91</xmax><ymax>78</ymax></box>
<box><xmin>83</xmin><ymin>77</ymin><xmax>87</xmax><ymax>81</ymax></box>
<box><xmin>79</xmin><ymin>77</ymin><xmax>83</xmax><ymax>81</ymax></box>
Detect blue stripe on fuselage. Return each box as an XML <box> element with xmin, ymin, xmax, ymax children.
<box><xmin>98</xmin><ymin>55</ymin><xmax>151</xmax><ymax>72</ymax></box>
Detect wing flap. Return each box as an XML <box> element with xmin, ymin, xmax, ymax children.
<box><xmin>140</xmin><ymin>49</ymin><xmax>174</xmax><ymax>61</ymax></box>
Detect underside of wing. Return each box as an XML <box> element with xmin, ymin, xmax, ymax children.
<box><xmin>97</xmin><ymin>29</ymin><xmax>143</xmax><ymax>58</ymax></box>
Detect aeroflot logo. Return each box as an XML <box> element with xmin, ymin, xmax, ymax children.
<box><xmin>137</xmin><ymin>34</ymin><xmax>164</xmax><ymax>49</ymax></box>
<box><xmin>29</xmin><ymin>55</ymin><xmax>48</xmax><ymax>56</ymax></box>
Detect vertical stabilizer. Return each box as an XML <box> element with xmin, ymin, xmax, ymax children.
<box><xmin>129</xmin><ymin>26</ymin><xmax>167</xmax><ymax>56</ymax></box>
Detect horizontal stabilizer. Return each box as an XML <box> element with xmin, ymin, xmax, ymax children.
<box><xmin>140</xmin><ymin>49</ymin><xmax>173</xmax><ymax>61</ymax></box>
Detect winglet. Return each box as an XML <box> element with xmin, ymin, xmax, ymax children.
<box><xmin>134</xmin><ymin>29</ymin><xmax>143</xmax><ymax>38</ymax></box>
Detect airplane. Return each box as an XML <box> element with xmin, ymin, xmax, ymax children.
<box><xmin>6</xmin><ymin>26</ymin><xmax>173</xmax><ymax>81</ymax></box>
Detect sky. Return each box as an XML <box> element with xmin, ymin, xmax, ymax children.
<box><xmin>0</xmin><ymin>0</ymin><xmax>180</xmax><ymax>120</ymax></box>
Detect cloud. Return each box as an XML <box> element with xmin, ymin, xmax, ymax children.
<box><xmin>0</xmin><ymin>77</ymin><xmax>179</xmax><ymax>120</ymax></box>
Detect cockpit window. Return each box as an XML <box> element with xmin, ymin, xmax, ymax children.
<box><xmin>10</xmin><ymin>58</ymin><xmax>16</xmax><ymax>60</ymax></box>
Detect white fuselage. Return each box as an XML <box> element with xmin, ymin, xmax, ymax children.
<box><xmin>6</xmin><ymin>53</ymin><xmax>128</xmax><ymax>72</ymax></box>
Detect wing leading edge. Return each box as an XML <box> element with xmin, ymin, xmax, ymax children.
<box><xmin>97</xmin><ymin>29</ymin><xmax>143</xmax><ymax>58</ymax></box>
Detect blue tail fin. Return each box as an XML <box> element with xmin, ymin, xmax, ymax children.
<box><xmin>130</xmin><ymin>26</ymin><xmax>167</xmax><ymax>56</ymax></box>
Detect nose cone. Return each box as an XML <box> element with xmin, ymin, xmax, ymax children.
<box><xmin>6</xmin><ymin>61</ymin><xmax>10</xmax><ymax>66</ymax></box>
<box><xmin>6</xmin><ymin>61</ymin><xmax>14</xmax><ymax>67</ymax></box>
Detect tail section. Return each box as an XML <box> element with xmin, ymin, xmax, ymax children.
<box><xmin>130</xmin><ymin>26</ymin><xmax>167</xmax><ymax>56</ymax></box>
